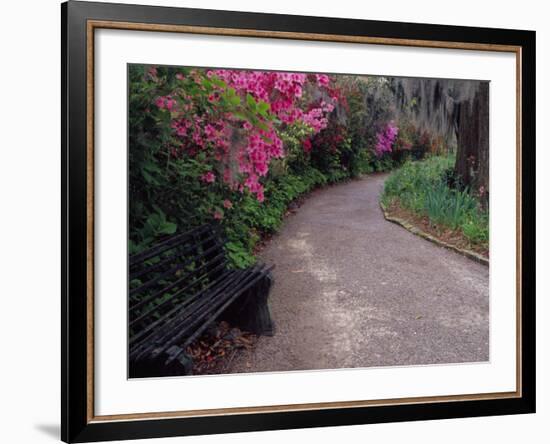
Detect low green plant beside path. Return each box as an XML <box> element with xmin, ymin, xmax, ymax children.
<box><xmin>381</xmin><ymin>156</ymin><xmax>489</xmax><ymax>250</ymax></box>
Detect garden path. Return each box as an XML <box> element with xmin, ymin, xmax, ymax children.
<box><xmin>228</xmin><ymin>173</ymin><xmax>489</xmax><ymax>374</ymax></box>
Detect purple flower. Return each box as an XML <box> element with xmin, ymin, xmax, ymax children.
<box><xmin>375</xmin><ymin>122</ymin><xmax>398</xmax><ymax>156</ymax></box>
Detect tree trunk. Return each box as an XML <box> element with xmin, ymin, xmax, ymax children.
<box><xmin>454</xmin><ymin>82</ymin><xmax>489</xmax><ymax>207</ymax></box>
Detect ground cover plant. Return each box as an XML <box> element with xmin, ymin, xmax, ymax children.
<box><xmin>381</xmin><ymin>155</ymin><xmax>489</xmax><ymax>253</ymax></box>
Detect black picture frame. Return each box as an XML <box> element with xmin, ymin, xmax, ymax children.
<box><xmin>61</xmin><ymin>1</ymin><xmax>536</xmax><ymax>442</ymax></box>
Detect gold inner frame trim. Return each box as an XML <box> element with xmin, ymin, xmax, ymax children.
<box><xmin>86</xmin><ymin>19</ymin><xmax>523</xmax><ymax>423</ymax></box>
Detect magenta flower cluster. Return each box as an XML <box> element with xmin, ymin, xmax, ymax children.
<box><xmin>375</xmin><ymin>122</ymin><xmax>399</xmax><ymax>157</ymax></box>
<box><xmin>155</xmin><ymin>69</ymin><xmax>338</xmax><ymax>203</ymax></box>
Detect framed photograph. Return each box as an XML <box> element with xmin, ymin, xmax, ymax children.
<box><xmin>62</xmin><ymin>1</ymin><xmax>535</xmax><ymax>442</ymax></box>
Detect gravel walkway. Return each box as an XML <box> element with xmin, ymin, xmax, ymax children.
<box><xmin>228</xmin><ymin>173</ymin><xmax>489</xmax><ymax>373</ymax></box>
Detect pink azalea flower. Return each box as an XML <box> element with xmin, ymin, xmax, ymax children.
<box><xmin>223</xmin><ymin>168</ymin><xmax>233</xmax><ymax>184</ymax></box>
<box><xmin>204</xmin><ymin>124</ymin><xmax>217</xmax><ymax>141</ymax></box>
<box><xmin>375</xmin><ymin>122</ymin><xmax>399</xmax><ymax>156</ymax></box>
<box><xmin>155</xmin><ymin>96</ymin><xmax>166</xmax><ymax>109</ymax></box>
<box><xmin>201</xmin><ymin>171</ymin><xmax>216</xmax><ymax>183</ymax></box>
<box><xmin>166</xmin><ymin>99</ymin><xmax>176</xmax><ymax>111</ymax></box>
<box><xmin>315</xmin><ymin>74</ymin><xmax>330</xmax><ymax>87</ymax></box>
<box><xmin>223</xmin><ymin>199</ymin><xmax>233</xmax><ymax>209</ymax></box>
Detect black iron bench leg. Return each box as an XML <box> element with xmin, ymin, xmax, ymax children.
<box><xmin>221</xmin><ymin>272</ymin><xmax>274</xmax><ymax>336</ymax></box>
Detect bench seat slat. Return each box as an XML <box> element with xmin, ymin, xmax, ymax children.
<box><xmin>129</xmin><ymin>269</ymin><xmax>245</xmax><ymax>360</ymax></box>
<box><xmin>129</xmin><ymin>267</ymin><xmax>235</xmax><ymax>349</ymax></box>
<box><xmin>179</xmin><ymin>265</ymin><xmax>272</xmax><ymax>349</ymax></box>
<box><xmin>131</xmin><ymin>265</ymin><xmax>271</xmax><ymax>364</ymax></box>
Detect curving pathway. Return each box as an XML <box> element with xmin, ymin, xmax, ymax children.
<box><xmin>228</xmin><ymin>174</ymin><xmax>489</xmax><ymax>373</ymax></box>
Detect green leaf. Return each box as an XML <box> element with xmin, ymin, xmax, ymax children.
<box><xmin>159</xmin><ymin>222</ymin><xmax>177</xmax><ymax>235</ymax></box>
<box><xmin>246</xmin><ymin>93</ymin><xmax>257</xmax><ymax>110</ymax></box>
<box><xmin>257</xmin><ymin>100</ymin><xmax>270</xmax><ymax>116</ymax></box>
<box><xmin>256</xmin><ymin>121</ymin><xmax>270</xmax><ymax>132</ymax></box>
<box><xmin>142</xmin><ymin>169</ymin><xmax>157</xmax><ymax>185</ymax></box>
<box><xmin>232</xmin><ymin>111</ymin><xmax>248</xmax><ymax>122</ymax></box>
<box><xmin>151</xmin><ymin>204</ymin><xmax>166</xmax><ymax>220</ymax></box>
<box><xmin>210</xmin><ymin>77</ymin><xmax>226</xmax><ymax>88</ymax></box>
<box><xmin>143</xmin><ymin>160</ymin><xmax>161</xmax><ymax>173</ymax></box>
<box><xmin>229</xmin><ymin>95</ymin><xmax>241</xmax><ymax>106</ymax></box>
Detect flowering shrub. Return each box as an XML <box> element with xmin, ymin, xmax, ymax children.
<box><xmin>153</xmin><ymin>68</ymin><xmax>338</xmax><ymax>203</ymax></box>
<box><xmin>375</xmin><ymin>122</ymin><xmax>399</xmax><ymax>156</ymax></box>
<box><xmin>128</xmin><ymin>65</ymin><xmax>444</xmax><ymax>267</ymax></box>
<box><xmin>310</xmin><ymin>119</ymin><xmax>351</xmax><ymax>181</ymax></box>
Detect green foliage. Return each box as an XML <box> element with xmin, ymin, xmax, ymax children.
<box><xmin>278</xmin><ymin>122</ymin><xmax>315</xmax><ymax>175</ymax></box>
<box><xmin>382</xmin><ymin>156</ymin><xmax>488</xmax><ymax>247</ymax></box>
<box><xmin>371</xmin><ymin>153</ymin><xmax>395</xmax><ymax>172</ymax></box>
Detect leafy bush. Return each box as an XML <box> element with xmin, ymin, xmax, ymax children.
<box><xmin>382</xmin><ymin>156</ymin><xmax>488</xmax><ymax>247</ymax></box>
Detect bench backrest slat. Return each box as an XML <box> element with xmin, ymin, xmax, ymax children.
<box><xmin>128</xmin><ymin>224</ymin><xmax>229</xmax><ymax>350</ymax></box>
<box><xmin>129</xmin><ymin>231</ymin><xmax>219</xmax><ymax>282</ymax></box>
<box><xmin>129</xmin><ymin>224</ymin><xmax>212</xmax><ymax>266</ymax></box>
<box><xmin>129</xmin><ymin>240</ymin><xmax>223</xmax><ymax>301</ymax></box>
<box><xmin>129</xmin><ymin>255</ymin><xmax>228</xmax><ymax>329</ymax></box>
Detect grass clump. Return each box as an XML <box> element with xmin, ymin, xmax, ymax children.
<box><xmin>381</xmin><ymin>155</ymin><xmax>489</xmax><ymax>248</ymax></box>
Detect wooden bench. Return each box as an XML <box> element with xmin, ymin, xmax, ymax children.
<box><xmin>128</xmin><ymin>224</ymin><xmax>273</xmax><ymax>378</ymax></box>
